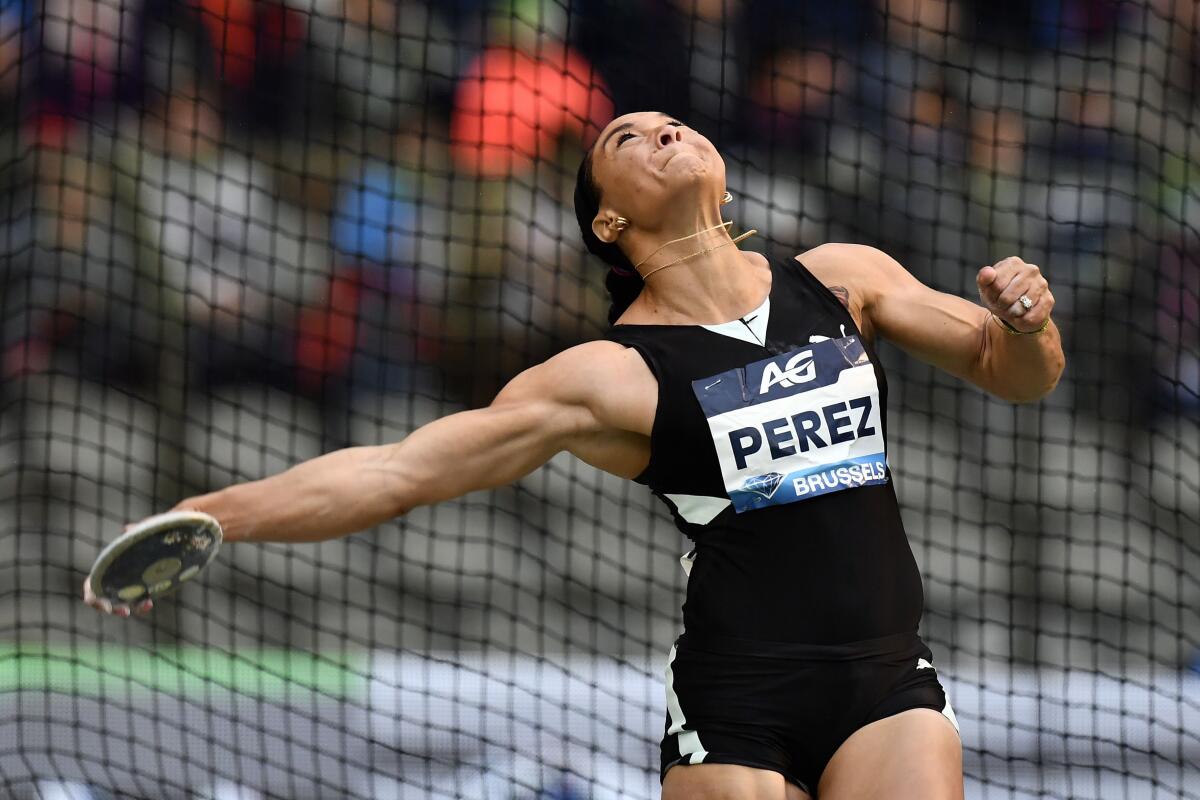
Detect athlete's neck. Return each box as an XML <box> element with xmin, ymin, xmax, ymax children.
<box><xmin>629</xmin><ymin>244</ymin><xmax>767</xmax><ymax>326</ymax></box>
<box><xmin>619</xmin><ymin>205</ymin><xmax>766</xmax><ymax>325</ymax></box>
<box><xmin>625</xmin><ymin>206</ymin><xmax>730</xmax><ymax>273</ymax></box>
<box><xmin>634</xmin><ymin>221</ymin><xmax>737</xmax><ymax>277</ymax></box>
<box><xmin>638</xmin><ymin>253</ymin><xmax>766</xmax><ymax>323</ymax></box>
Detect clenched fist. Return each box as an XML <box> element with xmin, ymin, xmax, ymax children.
<box><xmin>976</xmin><ymin>256</ymin><xmax>1054</xmax><ymax>333</ymax></box>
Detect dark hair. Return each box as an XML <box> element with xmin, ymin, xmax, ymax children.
<box><xmin>574</xmin><ymin>149</ymin><xmax>643</xmax><ymax>324</ymax></box>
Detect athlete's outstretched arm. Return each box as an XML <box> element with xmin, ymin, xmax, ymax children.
<box><xmin>174</xmin><ymin>384</ymin><xmax>580</xmax><ymax>545</ymax></box>
<box><xmin>83</xmin><ymin>341</ymin><xmax>655</xmax><ymax>614</ymax></box>
<box><xmin>175</xmin><ymin>342</ymin><xmax>651</xmax><ymax>544</ymax></box>
<box><xmin>803</xmin><ymin>244</ymin><xmax>1065</xmax><ymax>404</ymax></box>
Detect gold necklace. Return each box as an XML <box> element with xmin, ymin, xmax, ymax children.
<box><xmin>637</xmin><ymin>221</ymin><xmax>758</xmax><ymax>280</ymax></box>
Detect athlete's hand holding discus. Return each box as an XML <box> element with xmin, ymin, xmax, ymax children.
<box><xmin>82</xmin><ymin>511</ymin><xmax>222</xmax><ymax>617</ymax></box>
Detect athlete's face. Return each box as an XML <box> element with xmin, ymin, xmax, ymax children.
<box><xmin>588</xmin><ymin>112</ymin><xmax>726</xmax><ymax>243</ymax></box>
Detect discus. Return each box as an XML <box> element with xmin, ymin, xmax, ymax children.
<box><xmin>87</xmin><ymin>510</ymin><xmax>223</xmax><ymax>604</ymax></box>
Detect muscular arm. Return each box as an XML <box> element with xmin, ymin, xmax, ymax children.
<box><xmin>172</xmin><ymin>342</ymin><xmax>654</xmax><ymax>544</ymax></box>
<box><xmin>801</xmin><ymin>243</ymin><xmax>1065</xmax><ymax>404</ymax></box>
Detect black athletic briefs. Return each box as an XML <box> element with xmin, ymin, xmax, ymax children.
<box><xmin>661</xmin><ymin>630</ymin><xmax>958</xmax><ymax>796</ymax></box>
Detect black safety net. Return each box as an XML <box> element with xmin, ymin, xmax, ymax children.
<box><xmin>1</xmin><ymin>0</ymin><xmax>1197</xmax><ymax>797</ymax></box>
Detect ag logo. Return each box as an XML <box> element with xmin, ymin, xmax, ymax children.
<box><xmin>759</xmin><ymin>351</ymin><xmax>815</xmax><ymax>394</ymax></box>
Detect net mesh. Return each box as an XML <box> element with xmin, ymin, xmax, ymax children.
<box><xmin>1</xmin><ymin>0</ymin><xmax>1198</xmax><ymax>798</ymax></box>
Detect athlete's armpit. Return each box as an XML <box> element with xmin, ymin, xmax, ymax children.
<box><xmin>790</xmin><ymin>250</ymin><xmax>872</xmax><ymax>339</ymax></box>
<box><xmin>828</xmin><ymin>285</ymin><xmax>851</xmax><ymax>310</ymax></box>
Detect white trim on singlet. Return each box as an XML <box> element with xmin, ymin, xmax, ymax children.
<box><xmin>665</xmin><ymin>644</ymin><xmax>708</xmax><ymax>765</ymax></box>
<box><xmin>699</xmin><ymin>296</ymin><xmax>771</xmax><ymax>346</ymax></box>
<box><xmin>663</xmin><ymin>493</ymin><xmax>731</xmax><ymax>525</ymax></box>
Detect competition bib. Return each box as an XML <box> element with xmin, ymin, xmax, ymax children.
<box><xmin>692</xmin><ymin>335</ymin><xmax>888</xmax><ymax>513</ymax></box>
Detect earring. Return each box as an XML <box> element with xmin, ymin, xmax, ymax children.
<box><xmin>613</xmin><ymin>217</ymin><xmax>629</xmax><ymax>231</ymax></box>
<box><xmin>721</xmin><ymin>191</ymin><xmax>733</xmax><ymax>205</ymax></box>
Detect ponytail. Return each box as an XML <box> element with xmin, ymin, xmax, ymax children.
<box><xmin>574</xmin><ymin>150</ymin><xmax>643</xmax><ymax>324</ymax></box>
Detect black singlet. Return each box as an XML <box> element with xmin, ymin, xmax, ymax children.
<box><xmin>606</xmin><ymin>255</ymin><xmax>924</xmax><ymax>645</ymax></box>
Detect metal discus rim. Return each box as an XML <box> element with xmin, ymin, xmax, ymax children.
<box><xmin>88</xmin><ymin>510</ymin><xmax>223</xmax><ymax>603</ymax></box>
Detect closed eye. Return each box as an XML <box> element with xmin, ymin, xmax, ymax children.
<box><xmin>616</xmin><ymin>121</ymin><xmax>683</xmax><ymax>147</ymax></box>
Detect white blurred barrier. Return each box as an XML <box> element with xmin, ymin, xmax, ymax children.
<box><xmin>367</xmin><ymin>653</ymin><xmax>1200</xmax><ymax>798</ymax></box>
<box><xmin>4</xmin><ymin>654</ymin><xmax>1198</xmax><ymax>799</ymax></box>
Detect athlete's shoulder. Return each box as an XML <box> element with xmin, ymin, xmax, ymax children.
<box><xmin>533</xmin><ymin>340</ymin><xmax>657</xmax><ymax>436</ymax></box>
<box><xmin>787</xmin><ymin>244</ymin><xmax>885</xmax><ymax>334</ymax></box>
<box><xmin>493</xmin><ymin>339</ymin><xmax>655</xmax><ymax>439</ymax></box>
<box><xmin>793</xmin><ymin>243</ymin><xmax>910</xmax><ymax>313</ymax></box>
<box><xmin>794</xmin><ymin>242</ymin><xmax>900</xmax><ymax>278</ymax></box>
<box><xmin>544</xmin><ymin>339</ymin><xmax>649</xmax><ymax>373</ymax></box>
<box><xmin>515</xmin><ymin>340</ymin><xmax>654</xmax><ymax>403</ymax></box>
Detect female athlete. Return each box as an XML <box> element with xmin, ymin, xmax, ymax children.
<box><xmin>85</xmin><ymin>111</ymin><xmax>1065</xmax><ymax>800</ymax></box>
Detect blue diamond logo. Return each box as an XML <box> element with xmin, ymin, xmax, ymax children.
<box><xmin>739</xmin><ymin>472</ymin><xmax>784</xmax><ymax>500</ymax></box>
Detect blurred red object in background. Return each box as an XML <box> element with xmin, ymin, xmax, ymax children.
<box><xmin>190</xmin><ymin>0</ymin><xmax>305</xmax><ymax>89</ymax></box>
<box><xmin>295</xmin><ymin>267</ymin><xmax>362</xmax><ymax>390</ymax></box>
<box><xmin>451</xmin><ymin>45</ymin><xmax>612</xmax><ymax>177</ymax></box>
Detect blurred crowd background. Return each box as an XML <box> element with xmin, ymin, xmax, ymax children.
<box><xmin>0</xmin><ymin>0</ymin><xmax>1196</xmax><ymax>411</ymax></box>
<box><xmin>1</xmin><ymin>1</ymin><xmax>1198</xmax><ymax>798</ymax></box>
